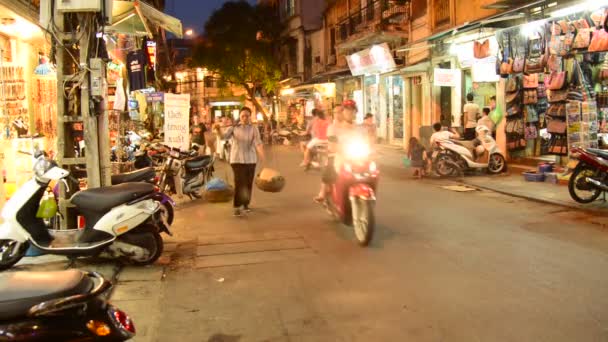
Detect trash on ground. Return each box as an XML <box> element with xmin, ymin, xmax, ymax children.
<box><xmin>441</xmin><ymin>185</ymin><xmax>478</xmax><ymax>192</ymax></box>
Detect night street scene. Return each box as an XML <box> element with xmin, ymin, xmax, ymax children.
<box><xmin>2</xmin><ymin>0</ymin><xmax>608</xmax><ymax>341</ymax></box>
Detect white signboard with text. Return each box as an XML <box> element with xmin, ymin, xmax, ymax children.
<box><xmin>433</xmin><ymin>68</ymin><xmax>460</xmax><ymax>87</ymax></box>
<box><xmin>164</xmin><ymin>93</ymin><xmax>191</xmax><ymax>151</ymax></box>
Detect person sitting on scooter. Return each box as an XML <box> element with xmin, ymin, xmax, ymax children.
<box><xmin>301</xmin><ymin>109</ymin><xmax>330</xmax><ymax>167</ymax></box>
<box><xmin>430</xmin><ymin>122</ymin><xmax>460</xmax><ymax>146</ymax></box>
<box><xmin>314</xmin><ymin>101</ymin><xmax>363</xmax><ymax>203</ymax></box>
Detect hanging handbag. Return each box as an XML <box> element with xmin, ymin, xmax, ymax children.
<box><xmin>525</xmin><ymin>30</ymin><xmax>547</xmax><ymax>73</ymax></box>
<box><xmin>506</xmin><ymin>76</ymin><xmax>519</xmax><ymax>92</ymax></box>
<box><xmin>599</xmin><ymin>56</ymin><xmax>608</xmax><ymax>81</ymax></box>
<box><xmin>525</xmin><ymin>124</ymin><xmax>538</xmax><ymax>139</ymax></box>
<box><xmin>523</xmin><ymin>73</ymin><xmax>539</xmax><ymax>88</ymax></box>
<box><xmin>573</xmin><ymin>28</ymin><xmax>592</xmax><ymax>49</ymax></box>
<box><xmin>574</xmin><ymin>18</ymin><xmax>591</xmax><ymax>30</ymax></box>
<box><xmin>523</xmin><ymin>89</ymin><xmax>538</xmax><ymax>104</ymax></box>
<box><xmin>545</xmin><ymin>71</ymin><xmax>567</xmax><ymax>90</ymax></box>
<box><xmin>507</xmin><ymin>104</ymin><xmax>521</xmax><ymax>117</ymax></box>
<box><xmin>525</xmin><ymin>105</ymin><xmax>539</xmax><ymax>122</ymax></box>
<box><xmin>474</xmin><ymin>39</ymin><xmax>490</xmax><ymax>59</ymax></box>
<box><xmin>547</xmin><ymin>119</ymin><xmax>567</xmax><ymax>134</ymax></box>
<box><xmin>549</xmin><ymin>33</ymin><xmax>574</xmax><ymax>56</ymax></box>
<box><xmin>506</xmin><ymin>90</ymin><xmax>520</xmax><ymax>104</ymax></box>
<box><xmin>547</xmin><ymin>89</ymin><xmax>568</xmax><ymax>102</ymax></box>
<box><xmin>547</xmin><ymin>55</ymin><xmax>562</xmax><ymax>72</ymax></box>
<box><xmin>547</xmin><ymin>103</ymin><xmax>566</xmax><ymax>117</ymax></box>
<box><xmin>512</xmin><ymin>56</ymin><xmax>525</xmax><ymax>73</ymax></box>
<box><xmin>500</xmin><ymin>58</ymin><xmax>513</xmax><ymax>77</ymax></box>
<box><xmin>588</xmin><ymin>28</ymin><xmax>608</xmax><ymax>52</ymax></box>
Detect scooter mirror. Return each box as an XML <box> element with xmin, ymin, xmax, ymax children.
<box><xmin>61</xmin><ymin>178</ymin><xmax>70</xmax><ymax>193</ymax></box>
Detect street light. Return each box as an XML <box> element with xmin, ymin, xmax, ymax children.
<box><xmin>185</xmin><ymin>29</ymin><xmax>194</xmax><ymax>36</ymax></box>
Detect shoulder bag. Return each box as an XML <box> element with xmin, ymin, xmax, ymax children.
<box><xmin>506</xmin><ymin>76</ymin><xmax>519</xmax><ymax>92</ymax></box>
<box><xmin>474</xmin><ymin>39</ymin><xmax>490</xmax><ymax>59</ymax></box>
<box><xmin>523</xmin><ymin>89</ymin><xmax>538</xmax><ymax>104</ymax></box>
<box><xmin>523</xmin><ymin>73</ymin><xmax>539</xmax><ymax>88</ymax></box>
<box><xmin>547</xmin><ymin>89</ymin><xmax>568</xmax><ymax>102</ymax></box>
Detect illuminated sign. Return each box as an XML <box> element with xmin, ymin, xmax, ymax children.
<box><xmin>146</xmin><ymin>41</ymin><xmax>157</xmax><ymax>71</ymax></box>
<box><xmin>347</xmin><ymin>43</ymin><xmax>397</xmax><ymax>76</ymax></box>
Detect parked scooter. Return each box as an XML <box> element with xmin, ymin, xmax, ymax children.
<box><xmin>321</xmin><ymin>137</ymin><xmax>378</xmax><ymax>246</ymax></box>
<box><xmin>0</xmin><ymin>270</ymin><xmax>136</xmax><ymax>341</ymax></box>
<box><xmin>568</xmin><ymin>147</ymin><xmax>608</xmax><ymax>203</ymax></box>
<box><xmin>157</xmin><ymin>145</ymin><xmax>215</xmax><ymax>199</ymax></box>
<box><xmin>0</xmin><ymin>153</ymin><xmax>171</xmax><ymax>271</ymax></box>
<box><xmin>432</xmin><ymin>125</ymin><xmax>506</xmax><ymax>176</ymax></box>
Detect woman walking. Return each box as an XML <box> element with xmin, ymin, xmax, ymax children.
<box><xmin>224</xmin><ymin>107</ymin><xmax>265</xmax><ymax>217</ymax></box>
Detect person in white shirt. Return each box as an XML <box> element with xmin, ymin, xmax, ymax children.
<box><xmin>477</xmin><ymin>107</ymin><xmax>495</xmax><ymax>138</ymax></box>
<box><xmin>430</xmin><ymin>122</ymin><xmax>460</xmax><ymax>146</ymax></box>
<box><xmin>463</xmin><ymin>93</ymin><xmax>480</xmax><ymax>140</ymax></box>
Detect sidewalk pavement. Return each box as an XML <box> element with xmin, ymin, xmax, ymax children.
<box><xmin>373</xmin><ymin>144</ymin><xmax>608</xmax><ymax>215</ymax></box>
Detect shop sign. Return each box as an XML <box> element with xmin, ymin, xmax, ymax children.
<box><xmin>164</xmin><ymin>93</ymin><xmax>190</xmax><ymax>151</ymax></box>
<box><xmin>347</xmin><ymin>43</ymin><xmax>397</xmax><ymax>76</ymax></box>
<box><xmin>146</xmin><ymin>92</ymin><xmax>163</xmax><ymax>102</ymax></box>
<box><xmin>433</xmin><ymin>68</ymin><xmax>460</xmax><ymax>87</ymax></box>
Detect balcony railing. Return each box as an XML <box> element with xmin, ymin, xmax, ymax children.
<box><xmin>434</xmin><ymin>0</ymin><xmax>450</xmax><ymax>27</ymax></box>
<box><xmin>335</xmin><ymin>0</ymin><xmax>410</xmax><ymax>43</ymax></box>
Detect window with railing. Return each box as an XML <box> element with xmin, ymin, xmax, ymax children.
<box><xmin>334</xmin><ymin>0</ymin><xmax>409</xmax><ymax>42</ymax></box>
<box><xmin>433</xmin><ymin>0</ymin><xmax>450</xmax><ymax>27</ymax></box>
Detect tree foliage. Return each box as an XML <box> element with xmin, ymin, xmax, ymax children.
<box><xmin>192</xmin><ymin>1</ymin><xmax>283</xmax><ymax>118</ymax></box>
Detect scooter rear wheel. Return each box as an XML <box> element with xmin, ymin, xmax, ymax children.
<box><xmin>119</xmin><ymin>229</ymin><xmax>164</xmax><ymax>266</ymax></box>
<box><xmin>0</xmin><ymin>240</ymin><xmax>28</xmax><ymax>271</ymax></box>
<box><xmin>568</xmin><ymin>166</ymin><xmax>602</xmax><ymax>203</ymax></box>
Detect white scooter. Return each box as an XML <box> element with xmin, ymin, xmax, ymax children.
<box><xmin>0</xmin><ymin>153</ymin><xmax>171</xmax><ymax>271</ymax></box>
<box><xmin>433</xmin><ymin>125</ymin><xmax>507</xmax><ymax>176</ymax></box>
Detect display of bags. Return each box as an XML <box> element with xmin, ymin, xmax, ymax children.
<box><xmin>512</xmin><ymin>56</ymin><xmax>525</xmax><ymax>73</ymax></box>
<box><xmin>525</xmin><ymin>124</ymin><xmax>539</xmax><ymax>139</ymax></box>
<box><xmin>523</xmin><ymin>73</ymin><xmax>539</xmax><ymax>88</ymax></box>
<box><xmin>547</xmin><ymin>55</ymin><xmax>562</xmax><ymax>72</ymax></box>
<box><xmin>525</xmin><ymin>31</ymin><xmax>547</xmax><ymax>73</ymax></box>
<box><xmin>523</xmin><ymin>89</ymin><xmax>538</xmax><ymax>104</ymax></box>
<box><xmin>500</xmin><ymin>58</ymin><xmax>513</xmax><ymax>76</ymax></box>
<box><xmin>537</xmin><ymin>83</ymin><xmax>547</xmax><ymax>98</ymax></box>
<box><xmin>507</xmin><ymin>104</ymin><xmax>521</xmax><ymax>117</ymax></box>
<box><xmin>474</xmin><ymin>39</ymin><xmax>490</xmax><ymax>59</ymax></box>
<box><xmin>545</xmin><ymin>71</ymin><xmax>567</xmax><ymax>90</ymax></box>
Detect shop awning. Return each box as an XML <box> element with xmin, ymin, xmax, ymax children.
<box><xmin>107</xmin><ymin>0</ymin><xmax>183</xmax><ymax>38</ymax></box>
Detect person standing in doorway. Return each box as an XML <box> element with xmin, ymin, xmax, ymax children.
<box><xmin>463</xmin><ymin>93</ymin><xmax>479</xmax><ymax>140</ymax></box>
<box><xmin>477</xmin><ymin>107</ymin><xmax>495</xmax><ymax>138</ymax></box>
<box><xmin>224</xmin><ymin>107</ymin><xmax>265</xmax><ymax>217</ymax></box>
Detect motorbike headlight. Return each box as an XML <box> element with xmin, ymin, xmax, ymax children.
<box><xmin>344</xmin><ymin>139</ymin><xmax>370</xmax><ymax>160</ymax></box>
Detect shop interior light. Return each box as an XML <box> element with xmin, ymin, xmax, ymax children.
<box><xmin>280</xmin><ymin>88</ymin><xmax>295</xmax><ymax>96</ymax></box>
<box><xmin>551</xmin><ymin>0</ymin><xmax>608</xmax><ymax>17</ymax></box>
<box><xmin>521</xmin><ymin>20</ymin><xmax>546</xmax><ymax>38</ymax></box>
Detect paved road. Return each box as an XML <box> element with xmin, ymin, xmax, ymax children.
<box><xmin>116</xmin><ymin>146</ymin><xmax>608</xmax><ymax>342</ymax></box>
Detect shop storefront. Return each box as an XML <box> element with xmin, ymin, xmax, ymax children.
<box><xmin>346</xmin><ymin>43</ymin><xmax>397</xmax><ymax>137</ymax></box>
<box><xmin>0</xmin><ymin>3</ymin><xmax>51</xmax><ymax>199</ymax></box>
<box><xmin>380</xmin><ymin>73</ymin><xmax>405</xmax><ymax>145</ymax></box>
<box><xmin>279</xmin><ymin>82</ymin><xmax>336</xmax><ymax>124</ymax></box>
<box><xmin>495</xmin><ymin>5</ymin><xmax>606</xmax><ymax>163</ymax></box>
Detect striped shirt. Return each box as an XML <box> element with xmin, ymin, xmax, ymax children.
<box><xmin>224</xmin><ymin>124</ymin><xmax>262</xmax><ymax>164</ymax></box>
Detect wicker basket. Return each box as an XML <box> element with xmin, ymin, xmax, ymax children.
<box><xmin>255</xmin><ymin>176</ymin><xmax>286</xmax><ymax>193</ymax></box>
<box><xmin>204</xmin><ymin>187</ymin><xmax>234</xmax><ymax>203</ymax></box>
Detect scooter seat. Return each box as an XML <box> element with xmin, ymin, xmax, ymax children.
<box><xmin>587</xmin><ymin>148</ymin><xmax>608</xmax><ymax>160</ymax></box>
<box><xmin>0</xmin><ymin>270</ymin><xmax>93</xmax><ymax>320</ymax></box>
<box><xmin>185</xmin><ymin>155</ymin><xmax>212</xmax><ymax>172</ymax></box>
<box><xmin>111</xmin><ymin>167</ymin><xmax>156</xmax><ymax>185</ymax></box>
<box><xmin>72</xmin><ymin>182</ymin><xmax>155</xmax><ymax>212</ymax></box>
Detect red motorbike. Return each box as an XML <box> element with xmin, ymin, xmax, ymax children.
<box><xmin>323</xmin><ymin>137</ymin><xmax>378</xmax><ymax>246</ymax></box>
<box><xmin>568</xmin><ymin>147</ymin><xmax>608</xmax><ymax>203</ymax></box>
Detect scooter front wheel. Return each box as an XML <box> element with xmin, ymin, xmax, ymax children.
<box><xmin>0</xmin><ymin>240</ymin><xmax>28</xmax><ymax>271</ymax></box>
<box><xmin>352</xmin><ymin>200</ymin><xmax>375</xmax><ymax>247</ymax></box>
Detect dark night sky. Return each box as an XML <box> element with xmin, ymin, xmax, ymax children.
<box><xmin>164</xmin><ymin>0</ymin><xmax>258</xmax><ymax>36</ymax></box>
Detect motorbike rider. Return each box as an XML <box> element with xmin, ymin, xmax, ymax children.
<box><xmin>430</xmin><ymin>122</ymin><xmax>460</xmax><ymax>146</ymax></box>
<box><xmin>301</xmin><ymin>109</ymin><xmax>330</xmax><ymax>167</ymax></box>
<box><xmin>314</xmin><ymin>101</ymin><xmax>364</xmax><ymax>203</ymax></box>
